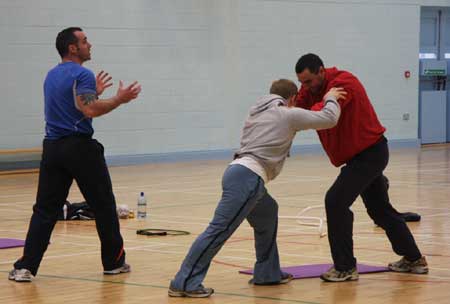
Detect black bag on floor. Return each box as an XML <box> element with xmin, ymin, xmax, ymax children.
<box><xmin>57</xmin><ymin>201</ymin><xmax>95</xmax><ymax>220</ymax></box>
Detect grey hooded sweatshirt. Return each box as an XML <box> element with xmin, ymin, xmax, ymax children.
<box><xmin>232</xmin><ymin>94</ymin><xmax>340</xmax><ymax>182</ymax></box>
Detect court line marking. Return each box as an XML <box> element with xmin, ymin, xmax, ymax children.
<box><xmin>0</xmin><ymin>270</ymin><xmax>322</xmax><ymax>304</ymax></box>
<box><xmin>2</xmin><ymin>237</ymin><xmax>449</xmax><ymax>274</ymax></box>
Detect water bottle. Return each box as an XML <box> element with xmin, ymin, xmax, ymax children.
<box><xmin>63</xmin><ymin>204</ymin><xmax>68</xmax><ymax>220</ymax></box>
<box><xmin>137</xmin><ymin>192</ymin><xmax>147</xmax><ymax>219</ymax></box>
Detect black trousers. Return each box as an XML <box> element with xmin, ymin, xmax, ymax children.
<box><xmin>14</xmin><ymin>135</ymin><xmax>125</xmax><ymax>275</ymax></box>
<box><xmin>325</xmin><ymin>137</ymin><xmax>422</xmax><ymax>271</ymax></box>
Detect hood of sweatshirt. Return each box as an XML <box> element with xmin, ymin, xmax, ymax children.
<box><xmin>249</xmin><ymin>94</ymin><xmax>286</xmax><ymax>116</ymax></box>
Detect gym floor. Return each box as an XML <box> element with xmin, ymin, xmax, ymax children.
<box><xmin>1</xmin><ymin>144</ymin><xmax>449</xmax><ymax>303</ymax></box>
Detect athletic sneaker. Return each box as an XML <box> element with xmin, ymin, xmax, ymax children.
<box><xmin>320</xmin><ymin>266</ymin><xmax>359</xmax><ymax>282</ymax></box>
<box><xmin>248</xmin><ymin>272</ymin><xmax>294</xmax><ymax>285</ymax></box>
<box><xmin>388</xmin><ymin>256</ymin><xmax>428</xmax><ymax>274</ymax></box>
<box><xmin>168</xmin><ymin>285</ymin><xmax>214</xmax><ymax>298</ymax></box>
<box><xmin>103</xmin><ymin>263</ymin><xmax>131</xmax><ymax>275</ymax></box>
<box><xmin>8</xmin><ymin>268</ymin><xmax>33</xmax><ymax>282</ymax></box>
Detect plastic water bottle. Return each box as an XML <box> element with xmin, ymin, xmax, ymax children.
<box><xmin>63</xmin><ymin>204</ymin><xmax>68</xmax><ymax>220</ymax></box>
<box><xmin>137</xmin><ymin>192</ymin><xmax>147</xmax><ymax>219</ymax></box>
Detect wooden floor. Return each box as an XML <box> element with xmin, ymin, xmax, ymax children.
<box><xmin>1</xmin><ymin>145</ymin><xmax>450</xmax><ymax>303</ymax></box>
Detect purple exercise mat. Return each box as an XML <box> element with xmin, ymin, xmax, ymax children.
<box><xmin>239</xmin><ymin>263</ymin><xmax>389</xmax><ymax>279</ymax></box>
<box><xmin>0</xmin><ymin>238</ymin><xmax>25</xmax><ymax>249</ymax></box>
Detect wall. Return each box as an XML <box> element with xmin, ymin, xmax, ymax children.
<box><xmin>1</xmin><ymin>0</ymin><xmax>449</xmax><ymax>162</ymax></box>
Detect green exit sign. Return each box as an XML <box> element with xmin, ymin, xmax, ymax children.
<box><xmin>423</xmin><ymin>69</ymin><xmax>446</xmax><ymax>76</ymax></box>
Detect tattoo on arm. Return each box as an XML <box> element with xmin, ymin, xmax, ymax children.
<box><xmin>80</xmin><ymin>93</ymin><xmax>98</xmax><ymax>106</ymax></box>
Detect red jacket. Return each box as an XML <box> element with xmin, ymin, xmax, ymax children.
<box><xmin>295</xmin><ymin>67</ymin><xmax>385</xmax><ymax>167</ymax></box>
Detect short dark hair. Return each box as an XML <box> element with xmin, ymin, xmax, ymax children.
<box><xmin>270</xmin><ymin>79</ymin><xmax>298</xmax><ymax>100</ymax></box>
<box><xmin>295</xmin><ymin>53</ymin><xmax>324</xmax><ymax>74</ymax></box>
<box><xmin>56</xmin><ymin>27</ymin><xmax>83</xmax><ymax>58</ymax></box>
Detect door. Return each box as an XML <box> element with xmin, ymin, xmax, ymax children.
<box><xmin>419</xmin><ymin>7</ymin><xmax>450</xmax><ymax>144</ymax></box>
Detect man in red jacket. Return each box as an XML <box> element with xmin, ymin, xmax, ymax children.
<box><xmin>293</xmin><ymin>53</ymin><xmax>428</xmax><ymax>282</ymax></box>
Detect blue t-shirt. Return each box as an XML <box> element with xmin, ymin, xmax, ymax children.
<box><xmin>44</xmin><ymin>62</ymin><xmax>96</xmax><ymax>139</ymax></box>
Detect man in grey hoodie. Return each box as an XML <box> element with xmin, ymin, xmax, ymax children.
<box><xmin>168</xmin><ymin>79</ymin><xmax>345</xmax><ymax>298</ymax></box>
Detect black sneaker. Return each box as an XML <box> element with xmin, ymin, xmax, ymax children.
<box><xmin>388</xmin><ymin>256</ymin><xmax>428</xmax><ymax>274</ymax></box>
<box><xmin>168</xmin><ymin>286</ymin><xmax>214</xmax><ymax>298</ymax></box>
<box><xmin>320</xmin><ymin>266</ymin><xmax>359</xmax><ymax>282</ymax></box>
<box><xmin>248</xmin><ymin>272</ymin><xmax>294</xmax><ymax>285</ymax></box>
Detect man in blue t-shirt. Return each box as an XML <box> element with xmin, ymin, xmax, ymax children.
<box><xmin>9</xmin><ymin>27</ymin><xmax>142</xmax><ymax>282</ymax></box>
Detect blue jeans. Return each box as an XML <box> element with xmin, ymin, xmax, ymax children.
<box><xmin>171</xmin><ymin>164</ymin><xmax>284</xmax><ymax>291</ymax></box>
